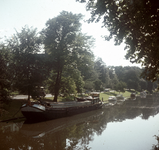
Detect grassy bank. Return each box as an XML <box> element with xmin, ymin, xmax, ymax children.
<box><xmin>100</xmin><ymin>90</ymin><xmax>133</xmax><ymax>102</ymax></box>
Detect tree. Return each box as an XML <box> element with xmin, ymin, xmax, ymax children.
<box><xmin>72</xmin><ymin>33</ymin><xmax>95</xmax><ymax>92</ymax></box>
<box><xmin>0</xmin><ymin>44</ymin><xmax>12</xmax><ymax>102</ymax></box>
<box><xmin>108</xmin><ymin>68</ymin><xmax>119</xmax><ymax>89</ymax></box>
<box><xmin>124</xmin><ymin>68</ymin><xmax>140</xmax><ymax>91</ymax></box>
<box><xmin>47</xmin><ymin>67</ymin><xmax>84</xmax><ymax>97</ymax></box>
<box><xmin>42</xmin><ymin>11</ymin><xmax>94</xmax><ymax>101</ymax></box>
<box><xmin>78</xmin><ymin>0</ymin><xmax>159</xmax><ymax>82</ymax></box>
<box><xmin>114</xmin><ymin>66</ymin><xmax>126</xmax><ymax>81</ymax></box>
<box><xmin>94</xmin><ymin>58</ymin><xmax>105</xmax><ymax>83</ymax></box>
<box><xmin>94</xmin><ymin>79</ymin><xmax>103</xmax><ymax>91</ymax></box>
<box><xmin>79</xmin><ymin>56</ymin><xmax>97</xmax><ymax>91</ymax></box>
<box><xmin>139</xmin><ymin>78</ymin><xmax>147</xmax><ymax>91</ymax></box>
<box><xmin>7</xmin><ymin>26</ymin><xmax>45</xmax><ymax>102</ymax></box>
<box><xmin>94</xmin><ymin>58</ymin><xmax>110</xmax><ymax>88</ymax></box>
<box><xmin>114</xmin><ymin>81</ymin><xmax>127</xmax><ymax>93</ymax></box>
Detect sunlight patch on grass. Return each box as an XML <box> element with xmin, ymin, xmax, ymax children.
<box><xmin>100</xmin><ymin>90</ymin><xmax>132</xmax><ymax>102</ymax></box>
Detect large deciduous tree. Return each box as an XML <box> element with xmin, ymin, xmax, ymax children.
<box><xmin>94</xmin><ymin>58</ymin><xmax>110</xmax><ymax>87</ymax></box>
<box><xmin>42</xmin><ymin>11</ymin><xmax>94</xmax><ymax>101</ymax></box>
<box><xmin>0</xmin><ymin>44</ymin><xmax>12</xmax><ymax>102</ymax></box>
<box><xmin>78</xmin><ymin>0</ymin><xmax>159</xmax><ymax>82</ymax></box>
<box><xmin>7</xmin><ymin>26</ymin><xmax>45</xmax><ymax>102</ymax></box>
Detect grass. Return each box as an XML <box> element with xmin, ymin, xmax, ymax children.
<box><xmin>100</xmin><ymin>90</ymin><xmax>133</xmax><ymax>102</ymax></box>
<box><xmin>10</xmin><ymin>91</ymin><xmax>19</xmax><ymax>96</ymax></box>
<box><xmin>43</xmin><ymin>91</ymin><xmax>133</xmax><ymax>103</ymax></box>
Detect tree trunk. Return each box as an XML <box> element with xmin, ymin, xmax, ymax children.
<box><xmin>53</xmin><ymin>71</ymin><xmax>62</xmax><ymax>102</ymax></box>
<box><xmin>54</xmin><ymin>92</ymin><xmax>58</xmax><ymax>102</ymax></box>
<box><xmin>27</xmin><ymin>84</ymin><xmax>31</xmax><ymax>105</ymax></box>
<box><xmin>27</xmin><ymin>94</ymin><xmax>31</xmax><ymax>105</ymax></box>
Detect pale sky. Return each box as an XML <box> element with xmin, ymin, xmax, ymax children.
<box><xmin>0</xmin><ymin>0</ymin><xmax>141</xmax><ymax>67</ymax></box>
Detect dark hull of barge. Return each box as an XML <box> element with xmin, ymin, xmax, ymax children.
<box><xmin>21</xmin><ymin>102</ymin><xmax>103</xmax><ymax>121</ymax></box>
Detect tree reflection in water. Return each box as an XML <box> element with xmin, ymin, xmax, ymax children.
<box><xmin>0</xmin><ymin>96</ymin><xmax>159</xmax><ymax>150</ymax></box>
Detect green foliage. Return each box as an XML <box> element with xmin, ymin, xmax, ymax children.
<box><xmin>94</xmin><ymin>79</ymin><xmax>103</xmax><ymax>91</ymax></box>
<box><xmin>84</xmin><ymin>80</ymin><xmax>94</xmax><ymax>91</ymax></box>
<box><xmin>47</xmin><ymin>67</ymin><xmax>84</xmax><ymax>98</ymax></box>
<box><xmin>42</xmin><ymin>11</ymin><xmax>94</xmax><ymax>101</ymax></box>
<box><xmin>78</xmin><ymin>0</ymin><xmax>159</xmax><ymax>82</ymax></box>
<box><xmin>76</xmin><ymin>34</ymin><xmax>95</xmax><ymax>80</ymax></box>
<box><xmin>2</xmin><ymin>11</ymin><xmax>157</xmax><ymax>102</ymax></box>
<box><xmin>124</xmin><ymin>68</ymin><xmax>140</xmax><ymax>91</ymax></box>
<box><xmin>0</xmin><ymin>44</ymin><xmax>12</xmax><ymax>102</ymax></box>
<box><xmin>114</xmin><ymin>81</ymin><xmax>127</xmax><ymax>92</ymax></box>
<box><xmin>108</xmin><ymin>68</ymin><xmax>119</xmax><ymax>89</ymax></box>
<box><xmin>139</xmin><ymin>78</ymin><xmax>147</xmax><ymax>91</ymax></box>
<box><xmin>94</xmin><ymin>58</ymin><xmax>108</xmax><ymax>86</ymax></box>
<box><xmin>71</xmin><ymin>69</ymin><xmax>85</xmax><ymax>93</ymax></box>
<box><xmin>61</xmin><ymin>77</ymin><xmax>77</xmax><ymax>97</ymax></box>
<box><xmin>7</xmin><ymin>26</ymin><xmax>45</xmax><ymax>100</ymax></box>
<box><xmin>113</xmin><ymin>66</ymin><xmax>155</xmax><ymax>92</ymax></box>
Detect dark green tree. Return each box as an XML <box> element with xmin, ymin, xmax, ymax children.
<box><xmin>108</xmin><ymin>68</ymin><xmax>119</xmax><ymax>89</ymax></box>
<box><xmin>139</xmin><ymin>78</ymin><xmax>147</xmax><ymax>91</ymax></box>
<box><xmin>94</xmin><ymin>58</ymin><xmax>110</xmax><ymax>88</ymax></box>
<box><xmin>0</xmin><ymin>44</ymin><xmax>12</xmax><ymax>102</ymax></box>
<box><xmin>42</xmin><ymin>11</ymin><xmax>94</xmax><ymax>101</ymax></box>
<box><xmin>78</xmin><ymin>0</ymin><xmax>159</xmax><ymax>82</ymax></box>
<box><xmin>94</xmin><ymin>79</ymin><xmax>103</xmax><ymax>91</ymax></box>
<box><xmin>114</xmin><ymin>66</ymin><xmax>126</xmax><ymax>82</ymax></box>
<box><xmin>114</xmin><ymin>81</ymin><xmax>127</xmax><ymax>93</ymax></box>
<box><xmin>146</xmin><ymin>80</ymin><xmax>154</xmax><ymax>93</ymax></box>
<box><xmin>7</xmin><ymin>26</ymin><xmax>45</xmax><ymax>102</ymax></box>
<box><xmin>124</xmin><ymin>69</ymin><xmax>140</xmax><ymax>91</ymax></box>
<box><xmin>94</xmin><ymin>58</ymin><xmax>105</xmax><ymax>83</ymax></box>
<box><xmin>47</xmin><ymin>67</ymin><xmax>84</xmax><ymax>97</ymax></box>
<box><xmin>72</xmin><ymin>33</ymin><xmax>95</xmax><ymax>93</ymax></box>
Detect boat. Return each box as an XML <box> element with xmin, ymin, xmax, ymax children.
<box><xmin>116</xmin><ymin>94</ymin><xmax>125</xmax><ymax>101</ymax></box>
<box><xmin>21</xmin><ymin>96</ymin><xmax>103</xmax><ymax>121</ymax></box>
<box><xmin>116</xmin><ymin>94</ymin><xmax>125</xmax><ymax>105</ymax></box>
<box><xmin>140</xmin><ymin>91</ymin><xmax>147</xmax><ymax>98</ymax></box>
<box><xmin>108</xmin><ymin>96</ymin><xmax>117</xmax><ymax>104</ymax></box>
<box><xmin>130</xmin><ymin>93</ymin><xmax>136</xmax><ymax>100</ymax></box>
<box><xmin>108</xmin><ymin>96</ymin><xmax>117</xmax><ymax>101</ymax></box>
<box><xmin>90</xmin><ymin>92</ymin><xmax>100</xmax><ymax>98</ymax></box>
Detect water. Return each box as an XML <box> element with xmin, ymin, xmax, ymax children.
<box><xmin>89</xmin><ymin>115</ymin><xmax>159</xmax><ymax>150</ymax></box>
<box><xmin>0</xmin><ymin>97</ymin><xmax>159</xmax><ymax>150</ymax></box>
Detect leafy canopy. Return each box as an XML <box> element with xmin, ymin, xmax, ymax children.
<box><xmin>42</xmin><ymin>11</ymin><xmax>95</xmax><ymax>101</ymax></box>
<box><xmin>7</xmin><ymin>26</ymin><xmax>44</xmax><ymax>99</ymax></box>
<box><xmin>77</xmin><ymin>0</ymin><xmax>159</xmax><ymax>82</ymax></box>
<box><xmin>0</xmin><ymin>44</ymin><xmax>12</xmax><ymax>101</ymax></box>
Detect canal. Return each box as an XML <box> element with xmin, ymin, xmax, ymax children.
<box><xmin>0</xmin><ymin>96</ymin><xmax>159</xmax><ymax>150</ymax></box>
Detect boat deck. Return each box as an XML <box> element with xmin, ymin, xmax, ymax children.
<box><xmin>49</xmin><ymin>101</ymin><xmax>92</xmax><ymax>108</ymax></box>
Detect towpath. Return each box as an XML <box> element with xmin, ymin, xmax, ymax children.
<box><xmin>11</xmin><ymin>94</ymin><xmax>53</xmax><ymax>99</ymax></box>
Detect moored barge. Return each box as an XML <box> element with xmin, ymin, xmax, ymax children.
<box><xmin>21</xmin><ymin>96</ymin><xmax>103</xmax><ymax>121</ymax></box>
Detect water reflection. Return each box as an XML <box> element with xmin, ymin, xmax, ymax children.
<box><xmin>1</xmin><ymin>96</ymin><xmax>159</xmax><ymax>150</ymax></box>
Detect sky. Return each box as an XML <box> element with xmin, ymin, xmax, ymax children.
<box><xmin>0</xmin><ymin>0</ymin><xmax>141</xmax><ymax>67</ymax></box>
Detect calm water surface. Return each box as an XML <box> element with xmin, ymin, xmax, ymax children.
<box><xmin>0</xmin><ymin>97</ymin><xmax>159</xmax><ymax>150</ymax></box>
